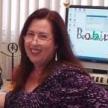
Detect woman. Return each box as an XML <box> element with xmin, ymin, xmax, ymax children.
<box><xmin>4</xmin><ymin>8</ymin><xmax>108</xmax><ymax>108</ymax></box>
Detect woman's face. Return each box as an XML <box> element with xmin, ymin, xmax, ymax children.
<box><xmin>24</xmin><ymin>19</ymin><xmax>56</xmax><ymax>67</ymax></box>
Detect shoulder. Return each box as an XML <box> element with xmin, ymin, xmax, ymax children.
<box><xmin>48</xmin><ymin>61</ymin><xmax>91</xmax><ymax>92</ymax></box>
<box><xmin>41</xmin><ymin>61</ymin><xmax>92</xmax><ymax>106</ymax></box>
<box><xmin>47</xmin><ymin>62</ymin><xmax>108</xmax><ymax>107</ymax></box>
<box><xmin>52</xmin><ymin>61</ymin><xmax>91</xmax><ymax>82</ymax></box>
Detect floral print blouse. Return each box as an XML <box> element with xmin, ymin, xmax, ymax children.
<box><xmin>4</xmin><ymin>62</ymin><xmax>108</xmax><ymax>108</ymax></box>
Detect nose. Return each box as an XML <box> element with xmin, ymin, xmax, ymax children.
<box><xmin>31</xmin><ymin>34</ymin><xmax>39</xmax><ymax>45</ymax></box>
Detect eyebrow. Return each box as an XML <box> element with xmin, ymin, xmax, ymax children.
<box><xmin>27</xmin><ymin>30</ymin><xmax>49</xmax><ymax>34</ymax></box>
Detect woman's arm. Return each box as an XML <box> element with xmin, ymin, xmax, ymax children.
<box><xmin>0</xmin><ymin>92</ymin><xmax>6</xmax><ymax>108</ymax></box>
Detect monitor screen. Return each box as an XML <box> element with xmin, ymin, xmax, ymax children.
<box><xmin>66</xmin><ymin>5</ymin><xmax>108</xmax><ymax>63</ymax></box>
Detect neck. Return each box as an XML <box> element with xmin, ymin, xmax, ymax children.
<box><xmin>33</xmin><ymin>64</ymin><xmax>45</xmax><ymax>74</ymax></box>
<box><xmin>24</xmin><ymin>65</ymin><xmax>46</xmax><ymax>92</ymax></box>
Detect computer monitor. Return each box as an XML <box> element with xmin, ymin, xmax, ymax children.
<box><xmin>66</xmin><ymin>5</ymin><xmax>108</xmax><ymax>63</ymax></box>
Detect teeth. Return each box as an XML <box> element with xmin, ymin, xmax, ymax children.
<box><xmin>31</xmin><ymin>49</ymin><xmax>41</xmax><ymax>53</ymax></box>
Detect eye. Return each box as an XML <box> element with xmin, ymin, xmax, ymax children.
<box><xmin>38</xmin><ymin>33</ymin><xmax>48</xmax><ymax>40</ymax></box>
<box><xmin>26</xmin><ymin>32</ymin><xmax>34</xmax><ymax>37</ymax></box>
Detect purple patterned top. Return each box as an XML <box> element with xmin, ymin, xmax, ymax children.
<box><xmin>4</xmin><ymin>62</ymin><xmax>108</xmax><ymax>108</ymax></box>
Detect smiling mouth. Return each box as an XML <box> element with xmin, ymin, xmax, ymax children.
<box><xmin>31</xmin><ymin>48</ymin><xmax>41</xmax><ymax>54</ymax></box>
